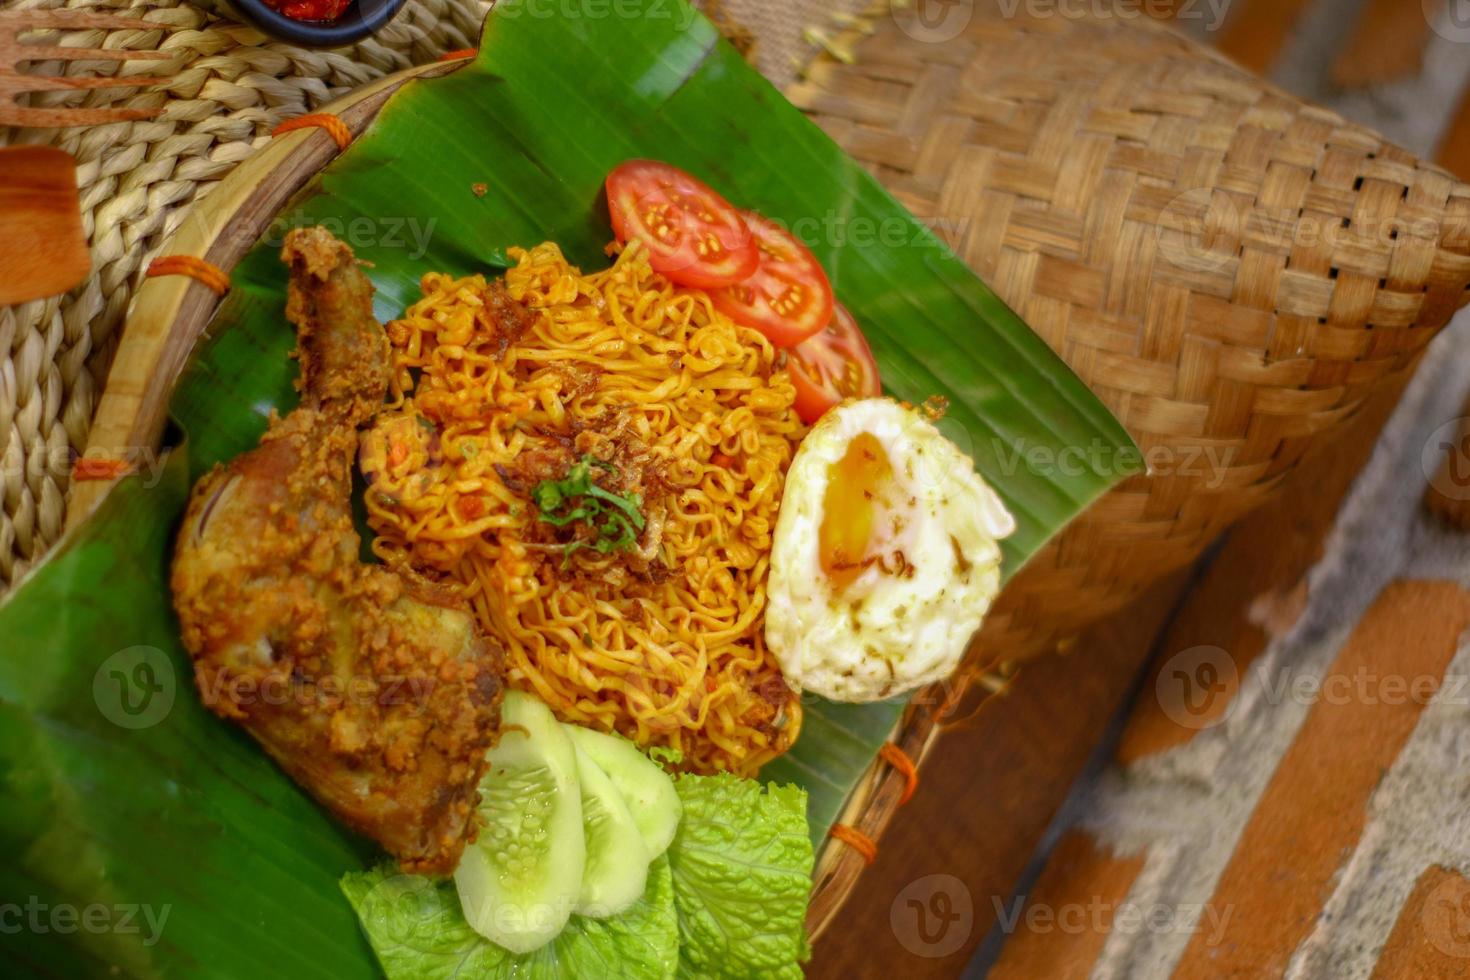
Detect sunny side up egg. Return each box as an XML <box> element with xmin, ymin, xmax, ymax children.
<box><xmin>765</xmin><ymin>398</ymin><xmax>1016</xmax><ymax>702</ymax></box>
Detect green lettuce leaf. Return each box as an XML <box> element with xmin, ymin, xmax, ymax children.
<box><xmin>341</xmin><ymin>773</ymin><xmax>812</xmax><ymax>979</ymax></box>
<box><xmin>644</xmin><ymin>745</ymin><xmax>683</xmax><ymax>769</ymax></box>
<box><xmin>667</xmin><ymin>776</ymin><xmax>813</xmax><ymax>979</ymax></box>
<box><xmin>341</xmin><ymin>856</ymin><xmax>677</xmax><ymax>980</ymax></box>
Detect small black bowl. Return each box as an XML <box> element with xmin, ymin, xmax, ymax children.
<box><xmin>204</xmin><ymin>0</ymin><xmax>408</xmax><ymax>48</ymax></box>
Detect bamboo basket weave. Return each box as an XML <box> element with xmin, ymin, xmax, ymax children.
<box><xmin>0</xmin><ymin>0</ymin><xmax>498</xmax><ymax>591</ymax></box>
<box><xmin>61</xmin><ymin>0</ymin><xmax>1470</xmax><ymax>948</ymax></box>
<box><xmin>789</xmin><ymin>3</ymin><xmax>1470</xmax><ymax>668</ymax></box>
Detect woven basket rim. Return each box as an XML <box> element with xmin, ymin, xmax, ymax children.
<box><xmin>69</xmin><ymin>54</ymin><xmax>974</xmax><ymax>943</ymax></box>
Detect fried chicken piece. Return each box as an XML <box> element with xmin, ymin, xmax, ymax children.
<box><xmin>171</xmin><ymin>228</ymin><xmax>505</xmax><ymax>875</ymax></box>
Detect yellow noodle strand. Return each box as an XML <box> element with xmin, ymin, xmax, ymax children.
<box><xmin>364</xmin><ymin>242</ymin><xmax>803</xmax><ymax>774</ymax></box>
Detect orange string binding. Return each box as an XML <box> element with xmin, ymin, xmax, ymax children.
<box><xmin>879</xmin><ymin>742</ymin><xmax>919</xmax><ymax>806</ymax></box>
<box><xmin>271</xmin><ymin>112</ymin><xmax>352</xmax><ymax>151</ymax></box>
<box><xmin>828</xmin><ymin>824</ymin><xmax>877</xmax><ymax>865</ymax></box>
<box><xmin>437</xmin><ymin>47</ymin><xmax>477</xmax><ymax>61</ymax></box>
<box><xmin>145</xmin><ymin>255</ymin><xmax>231</xmax><ymax>296</ymax></box>
<box><xmin>72</xmin><ymin>457</ymin><xmax>134</xmax><ymax>482</ymax></box>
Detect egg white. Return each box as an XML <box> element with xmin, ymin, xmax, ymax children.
<box><xmin>765</xmin><ymin>398</ymin><xmax>1015</xmax><ymax>702</ymax></box>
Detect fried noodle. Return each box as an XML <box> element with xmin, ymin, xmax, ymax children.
<box><xmin>362</xmin><ymin>241</ymin><xmax>804</xmax><ymax>774</ymax></box>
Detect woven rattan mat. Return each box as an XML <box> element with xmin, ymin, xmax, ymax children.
<box><xmin>0</xmin><ymin>0</ymin><xmax>859</xmax><ymax>593</ymax></box>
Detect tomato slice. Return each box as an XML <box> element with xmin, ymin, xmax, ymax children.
<box><xmin>787</xmin><ymin>303</ymin><xmax>881</xmax><ymax>424</ymax></box>
<box><xmin>710</xmin><ymin>211</ymin><xmax>835</xmax><ymax>349</ymax></box>
<box><xmin>605</xmin><ymin>160</ymin><xmax>758</xmax><ymax>288</ymax></box>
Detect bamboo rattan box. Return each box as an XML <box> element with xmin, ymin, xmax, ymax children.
<box><xmin>789</xmin><ymin>6</ymin><xmax>1470</xmax><ymax>674</ymax></box>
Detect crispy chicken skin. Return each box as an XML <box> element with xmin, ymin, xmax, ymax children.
<box><xmin>171</xmin><ymin>228</ymin><xmax>505</xmax><ymax>875</ymax></box>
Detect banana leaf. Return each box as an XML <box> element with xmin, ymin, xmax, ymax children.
<box><xmin>0</xmin><ymin>1</ymin><xmax>1138</xmax><ymax>975</ymax></box>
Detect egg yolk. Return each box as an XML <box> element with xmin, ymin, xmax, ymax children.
<box><xmin>819</xmin><ymin>432</ymin><xmax>894</xmax><ymax>592</ymax></box>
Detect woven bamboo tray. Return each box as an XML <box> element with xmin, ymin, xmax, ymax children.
<box><xmin>63</xmin><ymin>53</ymin><xmax>942</xmax><ymax>941</ymax></box>
<box><xmin>65</xmin><ymin>2</ymin><xmax>1470</xmax><ymax>949</ymax></box>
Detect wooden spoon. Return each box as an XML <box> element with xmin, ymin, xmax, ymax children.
<box><xmin>0</xmin><ymin>146</ymin><xmax>90</xmax><ymax>305</ymax></box>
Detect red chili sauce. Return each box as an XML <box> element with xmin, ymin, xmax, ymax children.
<box><xmin>262</xmin><ymin>0</ymin><xmax>352</xmax><ymax>22</ymax></box>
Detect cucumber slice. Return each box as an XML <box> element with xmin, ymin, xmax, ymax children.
<box><xmin>573</xmin><ymin>741</ymin><xmax>651</xmax><ymax>918</ymax></box>
<box><xmin>566</xmin><ymin>726</ymin><xmax>683</xmax><ymax>858</ymax></box>
<box><xmin>455</xmin><ymin>691</ymin><xmax>584</xmax><ymax>954</ymax></box>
